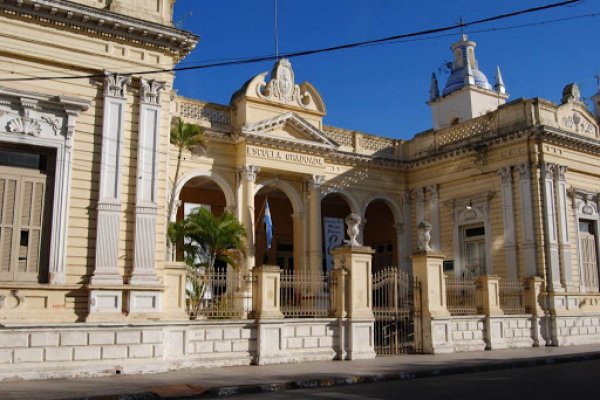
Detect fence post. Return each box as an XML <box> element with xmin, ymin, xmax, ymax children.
<box><xmin>477</xmin><ymin>275</ymin><xmax>504</xmax><ymax>350</ymax></box>
<box><xmin>411</xmin><ymin>250</ymin><xmax>451</xmax><ymax>354</ymax></box>
<box><xmin>252</xmin><ymin>265</ymin><xmax>283</xmax><ymax>319</ymax></box>
<box><xmin>526</xmin><ymin>276</ymin><xmax>544</xmax><ymax>346</ymax></box>
<box><xmin>163</xmin><ymin>261</ymin><xmax>190</xmax><ymax>320</ymax></box>
<box><xmin>332</xmin><ymin>245</ymin><xmax>376</xmax><ymax>360</ymax></box>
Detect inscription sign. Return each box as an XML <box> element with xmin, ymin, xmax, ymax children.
<box><xmin>246</xmin><ymin>145</ymin><xmax>324</xmax><ymax>166</ymax></box>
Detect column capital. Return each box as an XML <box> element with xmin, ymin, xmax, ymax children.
<box><xmin>240</xmin><ymin>165</ymin><xmax>260</xmax><ymax>182</ymax></box>
<box><xmin>307</xmin><ymin>174</ymin><xmax>325</xmax><ymax>190</ymax></box>
<box><xmin>104</xmin><ymin>71</ymin><xmax>131</xmax><ymax>99</ymax></box>
<box><xmin>425</xmin><ymin>184</ymin><xmax>438</xmax><ymax>197</ymax></box>
<box><xmin>556</xmin><ymin>165</ymin><xmax>568</xmax><ymax>182</ymax></box>
<box><xmin>139</xmin><ymin>78</ymin><xmax>166</xmax><ymax>105</ymax></box>
<box><xmin>516</xmin><ymin>163</ymin><xmax>531</xmax><ymax>179</ymax></box>
<box><xmin>540</xmin><ymin>162</ymin><xmax>556</xmax><ymax>180</ymax></box>
<box><xmin>497</xmin><ymin>166</ymin><xmax>512</xmax><ymax>184</ymax></box>
<box><xmin>411</xmin><ymin>187</ymin><xmax>424</xmax><ymax>201</ymax></box>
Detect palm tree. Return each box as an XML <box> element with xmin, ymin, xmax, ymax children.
<box><xmin>167</xmin><ymin>117</ymin><xmax>205</xmax><ymax>225</ymax></box>
<box><xmin>168</xmin><ymin>207</ymin><xmax>246</xmax><ymax>317</ymax></box>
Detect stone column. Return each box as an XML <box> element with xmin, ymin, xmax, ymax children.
<box><xmin>426</xmin><ymin>185</ymin><xmax>441</xmax><ymax>251</ymax></box>
<box><xmin>477</xmin><ymin>275</ymin><xmax>507</xmax><ymax>350</ymax></box>
<box><xmin>307</xmin><ymin>175</ymin><xmax>324</xmax><ymax>275</ymax></box>
<box><xmin>240</xmin><ymin>165</ymin><xmax>259</xmax><ymax>271</ymax></box>
<box><xmin>555</xmin><ymin>165</ymin><xmax>574</xmax><ymax>290</ymax></box>
<box><xmin>252</xmin><ymin>265</ymin><xmax>284</xmax><ymax>319</ymax></box>
<box><xmin>498</xmin><ymin>166</ymin><xmax>518</xmax><ymax>278</ymax></box>
<box><xmin>517</xmin><ymin>163</ymin><xmax>537</xmax><ymax>277</ymax></box>
<box><xmin>394</xmin><ymin>223</ymin><xmax>404</xmax><ymax>268</ymax></box>
<box><xmin>540</xmin><ymin>162</ymin><xmax>563</xmax><ymax>292</ymax></box>
<box><xmin>291</xmin><ymin>212</ymin><xmax>305</xmax><ymax>273</ymax></box>
<box><xmin>401</xmin><ymin>191</ymin><xmax>412</xmax><ymax>272</ymax></box>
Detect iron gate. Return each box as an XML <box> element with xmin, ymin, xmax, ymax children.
<box><xmin>372</xmin><ymin>267</ymin><xmax>422</xmax><ymax>354</ymax></box>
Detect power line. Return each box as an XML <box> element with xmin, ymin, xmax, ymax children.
<box><xmin>0</xmin><ymin>0</ymin><xmax>583</xmax><ymax>83</ymax></box>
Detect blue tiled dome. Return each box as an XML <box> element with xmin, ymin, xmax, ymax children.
<box><xmin>443</xmin><ymin>68</ymin><xmax>492</xmax><ymax>96</ymax></box>
<box><xmin>441</xmin><ymin>35</ymin><xmax>494</xmax><ymax>97</ymax></box>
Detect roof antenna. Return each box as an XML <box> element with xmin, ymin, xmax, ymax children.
<box><xmin>274</xmin><ymin>0</ymin><xmax>280</xmax><ymax>61</ymax></box>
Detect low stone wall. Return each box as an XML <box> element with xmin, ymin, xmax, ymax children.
<box><xmin>448</xmin><ymin>316</ymin><xmax>486</xmax><ymax>352</ymax></box>
<box><xmin>546</xmin><ymin>313</ymin><xmax>600</xmax><ymax>346</ymax></box>
<box><xmin>0</xmin><ymin>318</ymin><xmax>345</xmax><ymax>381</ymax></box>
<box><xmin>486</xmin><ymin>315</ymin><xmax>534</xmax><ymax>349</ymax></box>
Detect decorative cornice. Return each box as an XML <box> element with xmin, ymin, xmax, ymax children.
<box><xmin>0</xmin><ymin>0</ymin><xmax>198</xmax><ymax>57</ymax></box>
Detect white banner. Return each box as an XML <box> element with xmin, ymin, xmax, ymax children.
<box><xmin>323</xmin><ymin>217</ymin><xmax>345</xmax><ymax>271</ymax></box>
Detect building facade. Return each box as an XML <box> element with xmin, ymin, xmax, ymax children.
<box><xmin>1</xmin><ymin>0</ymin><xmax>600</xmax><ymax>380</ymax></box>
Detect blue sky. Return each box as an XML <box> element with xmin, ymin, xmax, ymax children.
<box><xmin>172</xmin><ymin>0</ymin><xmax>599</xmax><ymax>139</ymax></box>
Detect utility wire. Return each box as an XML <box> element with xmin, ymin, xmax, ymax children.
<box><xmin>0</xmin><ymin>0</ymin><xmax>583</xmax><ymax>82</ymax></box>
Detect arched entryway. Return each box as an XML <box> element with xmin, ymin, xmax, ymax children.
<box><xmin>363</xmin><ymin>199</ymin><xmax>398</xmax><ymax>272</ymax></box>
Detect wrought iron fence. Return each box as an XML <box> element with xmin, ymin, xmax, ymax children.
<box><xmin>187</xmin><ymin>267</ymin><xmax>253</xmax><ymax>319</ymax></box>
<box><xmin>499</xmin><ymin>278</ymin><xmax>526</xmax><ymax>315</ymax></box>
<box><xmin>372</xmin><ymin>267</ymin><xmax>422</xmax><ymax>354</ymax></box>
<box><xmin>280</xmin><ymin>270</ymin><xmax>335</xmax><ymax>318</ymax></box>
<box><xmin>445</xmin><ymin>274</ymin><xmax>478</xmax><ymax>316</ymax></box>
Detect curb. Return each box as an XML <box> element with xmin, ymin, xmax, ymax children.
<box><xmin>69</xmin><ymin>351</ymin><xmax>600</xmax><ymax>400</ymax></box>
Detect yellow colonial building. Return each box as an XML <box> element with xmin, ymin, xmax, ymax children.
<box><xmin>1</xmin><ymin>0</ymin><xmax>600</xmax><ymax>380</ymax></box>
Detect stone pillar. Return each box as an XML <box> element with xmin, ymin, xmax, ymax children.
<box><xmin>401</xmin><ymin>191</ymin><xmax>412</xmax><ymax>272</ymax></box>
<box><xmin>412</xmin><ymin>250</ymin><xmax>452</xmax><ymax>354</ymax></box>
<box><xmin>307</xmin><ymin>175</ymin><xmax>324</xmax><ymax>275</ymax></box>
<box><xmin>526</xmin><ymin>276</ymin><xmax>545</xmax><ymax>346</ymax></box>
<box><xmin>540</xmin><ymin>162</ymin><xmax>563</xmax><ymax>292</ymax></box>
<box><xmin>332</xmin><ymin>244</ymin><xmax>376</xmax><ymax>360</ymax></box>
<box><xmin>498</xmin><ymin>167</ymin><xmax>518</xmax><ymax>278</ymax></box>
<box><xmin>88</xmin><ymin>73</ymin><xmax>130</xmax><ymax>320</ymax></box>
<box><xmin>477</xmin><ymin>275</ymin><xmax>503</xmax><ymax>317</ymax></box>
<box><xmin>162</xmin><ymin>261</ymin><xmax>189</xmax><ymax>320</ymax></box>
<box><xmin>291</xmin><ymin>212</ymin><xmax>305</xmax><ymax>273</ymax></box>
<box><xmin>426</xmin><ymin>185</ymin><xmax>441</xmax><ymax>251</ymax></box>
<box><xmin>240</xmin><ymin>165</ymin><xmax>259</xmax><ymax>271</ymax></box>
<box><xmin>555</xmin><ymin>165</ymin><xmax>574</xmax><ymax>290</ymax></box>
<box><xmin>252</xmin><ymin>265</ymin><xmax>283</xmax><ymax>319</ymax></box>
<box><xmin>517</xmin><ymin>163</ymin><xmax>537</xmax><ymax>277</ymax></box>
<box><xmin>394</xmin><ymin>223</ymin><xmax>404</xmax><ymax>268</ymax></box>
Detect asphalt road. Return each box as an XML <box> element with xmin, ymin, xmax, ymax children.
<box><xmin>229</xmin><ymin>358</ymin><xmax>599</xmax><ymax>400</ymax></box>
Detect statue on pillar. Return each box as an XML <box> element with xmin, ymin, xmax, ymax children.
<box><xmin>344</xmin><ymin>213</ymin><xmax>362</xmax><ymax>247</ymax></box>
<box><xmin>417</xmin><ymin>220</ymin><xmax>432</xmax><ymax>251</ymax></box>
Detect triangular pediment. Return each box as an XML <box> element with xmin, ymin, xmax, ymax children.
<box><xmin>242</xmin><ymin>112</ymin><xmax>338</xmax><ymax>149</ymax></box>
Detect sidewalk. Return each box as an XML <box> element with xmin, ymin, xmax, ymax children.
<box><xmin>1</xmin><ymin>345</ymin><xmax>600</xmax><ymax>400</ymax></box>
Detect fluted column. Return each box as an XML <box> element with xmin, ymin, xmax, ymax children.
<box><xmin>240</xmin><ymin>165</ymin><xmax>259</xmax><ymax>271</ymax></box>
<box><xmin>130</xmin><ymin>78</ymin><xmax>165</xmax><ymax>286</ymax></box>
<box><xmin>307</xmin><ymin>175</ymin><xmax>324</xmax><ymax>275</ymax></box>
<box><xmin>517</xmin><ymin>163</ymin><xmax>537</xmax><ymax>277</ymax></box>
<box><xmin>541</xmin><ymin>162</ymin><xmax>563</xmax><ymax>291</ymax></box>
<box><xmin>91</xmin><ymin>72</ymin><xmax>131</xmax><ymax>285</ymax></box>
<box><xmin>498</xmin><ymin>166</ymin><xmax>518</xmax><ymax>278</ymax></box>
<box><xmin>555</xmin><ymin>165</ymin><xmax>574</xmax><ymax>290</ymax></box>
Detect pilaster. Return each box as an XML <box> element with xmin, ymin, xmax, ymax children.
<box><xmin>517</xmin><ymin>163</ymin><xmax>537</xmax><ymax>277</ymax></box>
<box><xmin>426</xmin><ymin>185</ymin><xmax>440</xmax><ymax>251</ymax></box>
<box><xmin>91</xmin><ymin>72</ymin><xmax>131</xmax><ymax>287</ymax></box>
<box><xmin>240</xmin><ymin>165</ymin><xmax>259</xmax><ymax>271</ymax></box>
<box><xmin>498</xmin><ymin>166</ymin><xmax>518</xmax><ymax>278</ymax></box>
<box><xmin>555</xmin><ymin>165</ymin><xmax>574</xmax><ymax>290</ymax></box>
<box><xmin>540</xmin><ymin>162</ymin><xmax>563</xmax><ymax>292</ymax></box>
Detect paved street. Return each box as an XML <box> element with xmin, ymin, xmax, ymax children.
<box><xmin>231</xmin><ymin>359</ymin><xmax>600</xmax><ymax>400</ymax></box>
<box><xmin>0</xmin><ymin>345</ymin><xmax>599</xmax><ymax>399</ymax></box>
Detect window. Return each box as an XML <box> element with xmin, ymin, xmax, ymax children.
<box><xmin>579</xmin><ymin>220</ymin><xmax>599</xmax><ymax>291</ymax></box>
<box><xmin>462</xmin><ymin>225</ymin><xmax>486</xmax><ymax>277</ymax></box>
<box><xmin>0</xmin><ymin>146</ymin><xmax>53</xmax><ymax>282</ymax></box>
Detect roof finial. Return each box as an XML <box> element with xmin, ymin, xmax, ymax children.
<box><xmin>458</xmin><ymin>17</ymin><xmax>467</xmax><ymax>41</ymax></box>
<box><xmin>430</xmin><ymin>72</ymin><xmax>440</xmax><ymax>101</ymax></box>
<box><xmin>495</xmin><ymin>66</ymin><xmax>506</xmax><ymax>94</ymax></box>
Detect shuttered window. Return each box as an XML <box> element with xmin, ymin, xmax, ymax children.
<box><xmin>579</xmin><ymin>221</ymin><xmax>599</xmax><ymax>292</ymax></box>
<box><xmin>0</xmin><ymin>148</ymin><xmax>50</xmax><ymax>282</ymax></box>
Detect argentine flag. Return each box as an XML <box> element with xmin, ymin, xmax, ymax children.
<box><xmin>264</xmin><ymin>199</ymin><xmax>273</xmax><ymax>250</ymax></box>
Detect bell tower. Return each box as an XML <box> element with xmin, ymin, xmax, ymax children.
<box><xmin>428</xmin><ymin>35</ymin><xmax>509</xmax><ymax>129</ymax></box>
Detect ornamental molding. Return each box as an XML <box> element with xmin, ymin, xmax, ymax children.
<box><xmin>243</xmin><ymin>112</ymin><xmax>338</xmax><ymax>149</ymax></box>
<box><xmin>104</xmin><ymin>72</ymin><xmax>131</xmax><ymax>99</ymax></box>
<box><xmin>516</xmin><ymin>163</ymin><xmax>531</xmax><ymax>179</ymax></box>
<box><xmin>569</xmin><ymin>187</ymin><xmax>599</xmax><ymax>216</ymax></box>
<box><xmin>6</xmin><ymin>117</ymin><xmax>42</xmax><ymax>136</ymax></box>
<box><xmin>140</xmin><ymin>78</ymin><xmax>166</xmax><ymax>105</ymax></box>
<box><xmin>497</xmin><ymin>166</ymin><xmax>512</xmax><ymax>184</ymax></box>
<box><xmin>0</xmin><ymin>0</ymin><xmax>198</xmax><ymax>57</ymax></box>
